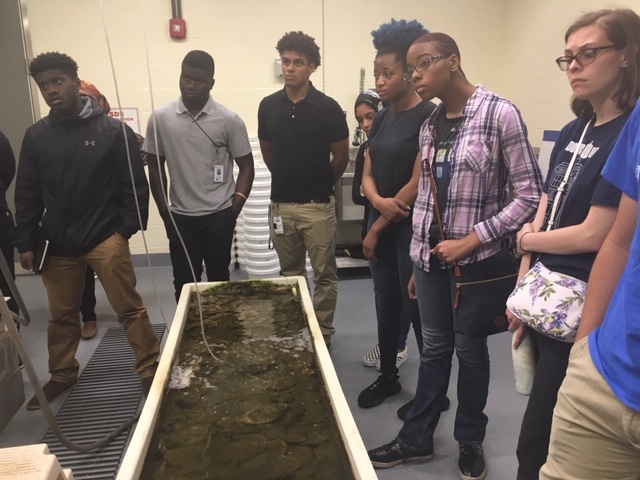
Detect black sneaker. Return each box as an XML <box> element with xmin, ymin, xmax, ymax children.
<box><xmin>368</xmin><ymin>439</ymin><xmax>434</xmax><ymax>468</ymax></box>
<box><xmin>459</xmin><ymin>444</ymin><xmax>487</xmax><ymax>480</ymax></box>
<box><xmin>397</xmin><ymin>395</ymin><xmax>451</xmax><ymax>420</ymax></box>
<box><xmin>358</xmin><ymin>374</ymin><xmax>401</xmax><ymax>408</ymax></box>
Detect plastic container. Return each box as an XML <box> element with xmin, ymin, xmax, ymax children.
<box><xmin>0</xmin><ymin>444</ymin><xmax>74</xmax><ymax>479</ymax></box>
<box><xmin>512</xmin><ymin>330</ymin><xmax>536</xmax><ymax>396</ymax></box>
<box><xmin>117</xmin><ymin>277</ymin><xmax>378</xmax><ymax>480</ymax></box>
<box><xmin>245</xmin><ymin>197</ymin><xmax>271</xmax><ymax>207</ymax></box>
<box><xmin>243</xmin><ymin>231</ymin><xmax>270</xmax><ymax>243</ymax></box>
<box><xmin>243</xmin><ymin>224</ymin><xmax>270</xmax><ymax>235</ymax></box>
<box><xmin>244</xmin><ymin>239</ymin><xmax>270</xmax><ymax>250</ymax></box>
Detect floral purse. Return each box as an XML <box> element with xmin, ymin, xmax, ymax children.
<box><xmin>507</xmin><ymin>262</ymin><xmax>586</xmax><ymax>342</ymax></box>
<box><xmin>506</xmin><ymin>120</ymin><xmax>591</xmax><ymax>343</ymax></box>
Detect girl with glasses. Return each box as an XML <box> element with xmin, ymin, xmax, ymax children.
<box><xmin>368</xmin><ymin>32</ymin><xmax>542</xmax><ymax>480</ymax></box>
<box><xmin>507</xmin><ymin>8</ymin><xmax>640</xmax><ymax>480</ymax></box>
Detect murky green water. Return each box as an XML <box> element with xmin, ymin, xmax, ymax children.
<box><xmin>140</xmin><ymin>281</ymin><xmax>356</xmax><ymax>480</ymax></box>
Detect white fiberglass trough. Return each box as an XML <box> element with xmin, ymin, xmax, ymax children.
<box><xmin>117</xmin><ymin>276</ymin><xmax>377</xmax><ymax>480</ymax></box>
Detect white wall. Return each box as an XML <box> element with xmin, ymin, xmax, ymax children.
<box><xmin>501</xmin><ymin>0</ymin><xmax>640</xmax><ymax>144</ymax></box>
<box><xmin>25</xmin><ymin>0</ymin><xmax>506</xmax><ymax>254</ymax></box>
<box><xmin>23</xmin><ymin>0</ymin><xmax>639</xmax><ymax>253</ymax></box>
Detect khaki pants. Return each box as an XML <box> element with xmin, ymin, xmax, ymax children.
<box><xmin>270</xmin><ymin>199</ymin><xmax>338</xmax><ymax>339</ymax></box>
<box><xmin>540</xmin><ymin>336</ymin><xmax>640</xmax><ymax>480</ymax></box>
<box><xmin>41</xmin><ymin>233</ymin><xmax>160</xmax><ymax>382</ymax></box>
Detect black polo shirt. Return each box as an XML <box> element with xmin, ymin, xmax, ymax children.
<box><xmin>258</xmin><ymin>83</ymin><xmax>349</xmax><ymax>202</ymax></box>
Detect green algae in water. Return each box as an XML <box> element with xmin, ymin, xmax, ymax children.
<box><xmin>140</xmin><ymin>281</ymin><xmax>356</xmax><ymax>480</ymax></box>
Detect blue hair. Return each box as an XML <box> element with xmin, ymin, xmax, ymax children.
<box><xmin>371</xmin><ymin>19</ymin><xmax>429</xmax><ymax>68</ymax></box>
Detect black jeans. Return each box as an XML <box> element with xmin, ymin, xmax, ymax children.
<box><xmin>516</xmin><ymin>330</ymin><xmax>572</xmax><ymax>480</ymax></box>
<box><xmin>80</xmin><ymin>266</ymin><xmax>97</xmax><ymax>322</ymax></box>
<box><xmin>367</xmin><ymin>211</ymin><xmax>422</xmax><ymax>376</ymax></box>
<box><xmin>164</xmin><ymin>207</ymin><xmax>236</xmax><ymax>302</ymax></box>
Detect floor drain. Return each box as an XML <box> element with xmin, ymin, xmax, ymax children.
<box><xmin>41</xmin><ymin>324</ymin><xmax>164</xmax><ymax>480</ymax></box>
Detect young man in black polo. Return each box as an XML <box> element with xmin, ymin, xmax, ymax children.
<box><xmin>258</xmin><ymin>31</ymin><xmax>350</xmax><ymax>349</ymax></box>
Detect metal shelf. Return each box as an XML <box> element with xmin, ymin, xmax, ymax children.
<box><xmin>336</xmin><ymin>257</ymin><xmax>369</xmax><ymax>269</ymax></box>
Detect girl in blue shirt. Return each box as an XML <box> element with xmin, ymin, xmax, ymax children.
<box><xmin>508</xmin><ymin>8</ymin><xmax>640</xmax><ymax>480</ymax></box>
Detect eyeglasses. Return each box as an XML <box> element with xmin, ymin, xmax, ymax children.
<box><xmin>403</xmin><ymin>54</ymin><xmax>450</xmax><ymax>81</ymax></box>
<box><xmin>555</xmin><ymin>44</ymin><xmax>625</xmax><ymax>71</ymax></box>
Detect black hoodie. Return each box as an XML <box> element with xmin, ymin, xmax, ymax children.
<box><xmin>0</xmin><ymin>130</ymin><xmax>16</xmax><ymax>226</ymax></box>
<box><xmin>13</xmin><ymin>98</ymin><xmax>149</xmax><ymax>256</ymax></box>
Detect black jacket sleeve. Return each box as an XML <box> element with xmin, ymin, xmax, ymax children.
<box><xmin>0</xmin><ymin>131</ymin><xmax>16</xmax><ymax>192</ymax></box>
<box><xmin>115</xmin><ymin>124</ymin><xmax>149</xmax><ymax>239</ymax></box>
<box><xmin>13</xmin><ymin>129</ymin><xmax>44</xmax><ymax>252</ymax></box>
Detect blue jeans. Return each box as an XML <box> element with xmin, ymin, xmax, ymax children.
<box><xmin>368</xmin><ymin>211</ymin><xmax>422</xmax><ymax>376</ymax></box>
<box><xmin>397</xmin><ymin>262</ymin><xmax>490</xmax><ymax>452</ymax></box>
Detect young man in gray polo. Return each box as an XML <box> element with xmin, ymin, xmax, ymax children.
<box><xmin>258</xmin><ymin>31</ymin><xmax>350</xmax><ymax>349</ymax></box>
<box><xmin>146</xmin><ymin>50</ymin><xmax>254</xmax><ymax>301</ymax></box>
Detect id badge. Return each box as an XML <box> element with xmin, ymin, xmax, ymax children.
<box><xmin>214</xmin><ymin>165</ymin><xmax>224</xmax><ymax>183</ymax></box>
<box><xmin>273</xmin><ymin>216</ymin><xmax>284</xmax><ymax>234</ymax></box>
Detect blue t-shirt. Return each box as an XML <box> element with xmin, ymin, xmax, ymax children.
<box><xmin>539</xmin><ymin>114</ymin><xmax>626</xmax><ymax>281</ymax></box>
<box><xmin>590</xmin><ymin>102</ymin><xmax>640</xmax><ymax>411</ymax></box>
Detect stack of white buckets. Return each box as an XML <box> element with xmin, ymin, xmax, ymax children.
<box><xmin>230</xmin><ymin>137</ymin><xmax>312</xmax><ymax>278</ymax></box>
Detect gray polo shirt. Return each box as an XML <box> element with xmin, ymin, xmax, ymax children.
<box><xmin>144</xmin><ymin>96</ymin><xmax>251</xmax><ymax>216</ymax></box>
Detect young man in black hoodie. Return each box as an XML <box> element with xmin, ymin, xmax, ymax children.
<box><xmin>13</xmin><ymin>52</ymin><xmax>159</xmax><ymax>410</ymax></box>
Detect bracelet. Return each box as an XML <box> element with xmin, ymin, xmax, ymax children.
<box><xmin>519</xmin><ymin>232</ymin><xmax>531</xmax><ymax>253</ymax></box>
<box><xmin>234</xmin><ymin>191</ymin><xmax>247</xmax><ymax>201</ymax></box>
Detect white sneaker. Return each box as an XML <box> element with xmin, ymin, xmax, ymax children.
<box><xmin>362</xmin><ymin>344</ymin><xmax>380</xmax><ymax>367</ymax></box>
<box><xmin>376</xmin><ymin>346</ymin><xmax>409</xmax><ymax>371</ymax></box>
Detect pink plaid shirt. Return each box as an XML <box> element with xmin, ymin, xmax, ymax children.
<box><xmin>411</xmin><ymin>85</ymin><xmax>542</xmax><ymax>271</ymax></box>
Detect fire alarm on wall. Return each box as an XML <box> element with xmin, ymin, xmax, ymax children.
<box><xmin>169</xmin><ymin>18</ymin><xmax>186</xmax><ymax>39</ymax></box>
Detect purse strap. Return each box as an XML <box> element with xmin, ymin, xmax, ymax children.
<box><xmin>545</xmin><ymin>118</ymin><xmax>592</xmax><ymax>231</ymax></box>
<box><xmin>424</xmin><ymin>160</ymin><xmax>447</xmax><ymax>242</ymax></box>
<box><xmin>424</xmin><ymin>156</ymin><xmax>462</xmax><ymax>273</ymax></box>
